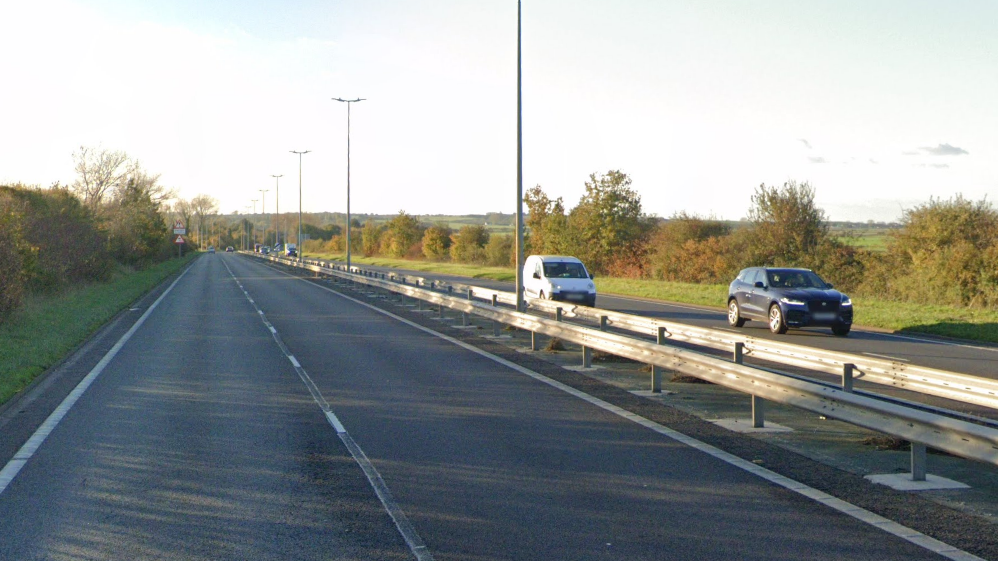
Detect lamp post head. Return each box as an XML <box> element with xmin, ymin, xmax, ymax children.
<box><xmin>332</xmin><ymin>97</ymin><xmax>366</xmax><ymax>103</ymax></box>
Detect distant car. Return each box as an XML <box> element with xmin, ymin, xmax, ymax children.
<box><xmin>208</xmin><ymin>246</ymin><xmax>215</xmax><ymax>254</ymax></box>
<box><xmin>285</xmin><ymin>243</ymin><xmax>297</xmax><ymax>257</ymax></box>
<box><xmin>523</xmin><ymin>255</ymin><xmax>596</xmax><ymax>307</ymax></box>
<box><xmin>727</xmin><ymin>267</ymin><xmax>852</xmax><ymax>336</ymax></box>
<box><xmin>225</xmin><ymin>246</ymin><xmax>234</xmax><ymax>252</ymax></box>
<box><xmin>260</xmin><ymin>246</ymin><xmax>270</xmax><ymax>255</ymax></box>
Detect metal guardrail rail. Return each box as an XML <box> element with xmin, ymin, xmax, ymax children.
<box><xmin>252</xmin><ymin>253</ymin><xmax>998</xmax><ymax>473</ymax></box>
<box><xmin>287</xmin><ymin>256</ymin><xmax>998</xmax><ymax>412</ymax></box>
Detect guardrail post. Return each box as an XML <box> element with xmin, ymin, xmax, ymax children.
<box><xmin>439</xmin><ymin>301</ymin><xmax>445</xmax><ymax>318</ymax></box>
<box><xmin>584</xmin><ymin>316</ymin><xmax>608</xmax><ymax>367</ymax></box>
<box><xmin>911</xmin><ymin>443</ymin><xmax>927</xmax><ymax>481</ymax></box>
<box><xmin>734</xmin><ymin>342</ymin><xmax>765</xmax><ymax>428</ymax></box>
<box><xmin>492</xmin><ymin>294</ymin><xmax>501</xmax><ymax>336</ymax></box>
<box><xmin>842</xmin><ymin>363</ymin><xmax>855</xmax><ymax>392</ymax></box>
<box><xmin>555</xmin><ymin>307</ymin><xmax>563</xmax><ymax>322</ymax></box>
<box><xmin>651</xmin><ymin>326</ymin><xmax>666</xmax><ymax>393</ymax></box>
<box><xmin>463</xmin><ymin>289</ymin><xmax>471</xmax><ymax>326</ymax></box>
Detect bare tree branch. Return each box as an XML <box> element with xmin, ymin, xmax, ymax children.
<box><xmin>71</xmin><ymin>145</ymin><xmax>131</xmax><ymax>208</ymax></box>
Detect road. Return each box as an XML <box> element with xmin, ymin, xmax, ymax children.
<box><xmin>0</xmin><ymin>254</ymin><xmax>986</xmax><ymax>560</ymax></box>
<box><xmin>314</xmin><ymin>257</ymin><xmax>998</xmax><ymax>380</ymax></box>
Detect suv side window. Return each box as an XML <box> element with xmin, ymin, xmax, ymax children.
<box><xmin>751</xmin><ymin>269</ymin><xmax>766</xmax><ymax>286</ymax></box>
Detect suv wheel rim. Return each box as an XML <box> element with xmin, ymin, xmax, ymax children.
<box><xmin>770</xmin><ymin>307</ymin><xmax>782</xmax><ymax>331</ymax></box>
<box><xmin>728</xmin><ymin>302</ymin><xmax>738</xmax><ymax>324</ymax></box>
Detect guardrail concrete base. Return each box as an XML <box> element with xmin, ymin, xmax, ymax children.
<box><xmin>711</xmin><ymin>418</ymin><xmax>793</xmax><ymax>434</ymax></box>
<box><xmin>865</xmin><ymin>473</ymin><xmax>970</xmax><ymax>491</ymax></box>
<box><xmin>631</xmin><ymin>390</ymin><xmax>675</xmax><ymax>398</ymax></box>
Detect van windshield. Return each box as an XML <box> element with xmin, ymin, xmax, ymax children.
<box><xmin>543</xmin><ymin>262</ymin><xmax>588</xmax><ymax>279</ymax></box>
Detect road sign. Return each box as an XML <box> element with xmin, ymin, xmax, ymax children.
<box><xmin>173</xmin><ymin>220</ymin><xmax>186</xmax><ymax>235</ymax></box>
<box><xmin>174</xmin><ymin>235</ymin><xmax>186</xmax><ymax>245</ymax></box>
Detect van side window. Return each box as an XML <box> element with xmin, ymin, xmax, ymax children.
<box><xmin>534</xmin><ymin>262</ymin><xmax>542</xmax><ymax>277</ymax></box>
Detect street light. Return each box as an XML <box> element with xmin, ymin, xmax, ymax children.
<box><xmin>515</xmin><ymin>0</ymin><xmax>525</xmax><ymax>313</ymax></box>
<box><xmin>290</xmin><ymin>150</ymin><xmax>311</xmax><ymax>259</ymax></box>
<box><xmin>259</xmin><ymin>189</ymin><xmax>269</xmax><ymax>246</ymax></box>
<box><xmin>271</xmin><ymin>174</ymin><xmax>283</xmax><ymax>246</ymax></box>
<box><xmin>251</xmin><ymin>199</ymin><xmax>258</xmax><ymax>246</ymax></box>
<box><xmin>333</xmin><ymin>97</ymin><xmax>365</xmax><ymax>271</ymax></box>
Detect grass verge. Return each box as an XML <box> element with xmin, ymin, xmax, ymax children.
<box><xmin>0</xmin><ymin>254</ymin><xmax>198</xmax><ymax>407</ymax></box>
<box><xmin>303</xmin><ymin>252</ymin><xmax>998</xmax><ymax>344</ymax></box>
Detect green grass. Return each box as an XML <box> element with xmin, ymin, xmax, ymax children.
<box><xmin>595</xmin><ymin>278</ymin><xmax>729</xmax><ymax>308</ymax></box>
<box><xmin>307</xmin><ymin>251</ymin><xmax>518</xmax><ymax>281</ymax></box>
<box><xmin>0</xmin><ymin>254</ymin><xmax>198</xmax><ymax>407</ymax></box>
<box><xmin>836</xmin><ymin>229</ymin><xmax>891</xmax><ymax>253</ymax></box>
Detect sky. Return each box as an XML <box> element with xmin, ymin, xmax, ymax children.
<box><xmin>1</xmin><ymin>0</ymin><xmax>995</xmax><ymax>223</ymax></box>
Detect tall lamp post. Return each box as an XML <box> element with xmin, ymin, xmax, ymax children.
<box><xmin>333</xmin><ymin>97</ymin><xmax>365</xmax><ymax>271</ymax></box>
<box><xmin>515</xmin><ymin>0</ymin><xmax>525</xmax><ymax>312</ymax></box>
<box><xmin>259</xmin><ymin>189</ymin><xmax>269</xmax><ymax>246</ymax></box>
<box><xmin>290</xmin><ymin>150</ymin><xmax>311</xmax><ymax>259</ymax></box>
<box><xmin>251</xmin><ymin>199</ymin><xmax>258</xmax><ymax>247</ymax></box>
<box><xmin>271</xmin><ymin>174</ymin><xmax>283</xmax><ymax>247</ymax></box>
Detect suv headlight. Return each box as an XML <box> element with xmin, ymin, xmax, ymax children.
<box><xmin>780</xmin><ymin>297</ymin><xmax>806</xmax><ymax>306</ymax></box>
<box><xmin>841</xmin><ymin>296</ymin><xmax>852</xmax><ymax>307</ymax></box>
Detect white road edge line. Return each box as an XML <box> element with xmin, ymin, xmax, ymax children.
<box><xmin>223</xmin><ymin>260</ymin><xmax>433</xmax><ymax>561</ymax></box>
<box><xmin>862</xmin><ymin>352</ymin><xmax>910</xmax><ymax>362</ymax></box>
<box><xmin>0</xmin><ymin>262</ymin><xmax>194</xmax><ymax>497</ymax></box>
<box><xmin>290</xmin><ymin>270</ymin><xmax>983</xmax><ymax>561</ymax></box>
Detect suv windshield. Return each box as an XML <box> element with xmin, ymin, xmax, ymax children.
<box><xmin>767</xmin><ymin>270</ymin><xmax>828</xmax><ymax>289</ymax></box>
<box><xmin>543</xmin><ymin>262</ymin><xmax>588</xmax><ymax>279</ymax></box>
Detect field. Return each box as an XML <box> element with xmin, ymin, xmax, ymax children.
<box><xmin>831</xmin><ymin>225</ymin><xmax>893</xmax><ymax>252</ymax></box>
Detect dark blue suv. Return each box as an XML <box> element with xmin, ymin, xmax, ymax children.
<box><xmin>727</xmin><ymin>267</ymin><xmax>853</xmax><ymax>336</ymax></box>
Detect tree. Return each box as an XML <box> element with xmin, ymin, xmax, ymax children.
<box><xmin>382</xmin><ymin>211</ymin><xmax>422</xmax><ymax>258</ymax></box>
<box><xmin>422</xmin><ymin>223</ymin><xmax>452</xmax><ymax>260</ymax></box>
<box><xmin>189</xmin><ymin>194</ymin><xmax>219</xmax><ymax>248</ymax></box>
<box><xmin>524</xmin><ymin>185</ymin><xmax>568</xmax><ymax>255</ymax></box>
<box><xmin>1</xmin><ymin>184</ymin><xmax>111</xmax><ymax>291</ymax></box>
<box><xmin>744</xmin><ymin>180</ymin><xmax>828</xmax><ymax>266</ymax></box>
<box><xmin>743</xmin><ymin>180</ymin><xmax>863</xmax><ymax>290</ymax></box>
<box><xmin>647</xmin><ymin>212</ymin><xmax>734</xmax><ymax>282</ymax></box>
<box><xmin>864</xmin><ymin>195</ymin><xmax>998</xmax><ymax>306</ymax></box>
<box><xmin>567</xmin><ymin>170</ymin><xmax>651</xmax><ymax>274</ymax></box>
<box><xmin>71</xmin><ymin>145</ymin><xmax>132</xmax><ymax>209</ymax></box>
<box><xmin>0</xmin><ymin>196</ymin><xmax>27</xmax><ymax>319</ymax></box>
<box><xmin>450</xmin><ymin>225</ymin><xmax>489</xmax><ymax>263</ymax></box>
<box><xmin>484</xmin><ymin>233</ymin><xmax>514</xmax><ymax>267</ymax></box>
<box><xmin>105</xmin><ymin>178</ymin><xmax>170</xmax><ymax>265</ymax></box>
<box><xmin>361</xmin><ymin>219</ymin><xmax>384</xmax><ymax>257</ymax></box>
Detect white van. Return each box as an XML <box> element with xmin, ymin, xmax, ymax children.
<box><xmin>523</xmin><ymin>255</ymin><xmax>596</xmax><ymax>307</ymax></box>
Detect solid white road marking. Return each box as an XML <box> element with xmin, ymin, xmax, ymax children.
<box><xmin>223</xmin><ymin>259</ymin><xmax>433</xmax><ymax>561</ymax></box>
<box><xmin>862</xmin><ymin>352</ymin><xmax>910</xmax><ymax>362</ymax></box>
<box><xmin>0</xmin><ymin>263</ymin><xmax>194</xmax><ymax>497</ymax></box>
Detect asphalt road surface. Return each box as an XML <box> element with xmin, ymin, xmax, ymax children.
<box><xmin>0</xmin><ymin>254</ymin><xmax>984</xmax><ymax>560</ymax></box>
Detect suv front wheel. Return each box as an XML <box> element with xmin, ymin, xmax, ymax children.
<box><xmin>769</xmin><ymin>304</ymin><xmax>788</xmax><ymax>334</ymax></box>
